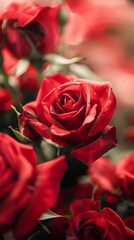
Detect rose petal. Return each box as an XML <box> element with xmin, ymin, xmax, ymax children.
<box><xmin>71</xmin><ymin>126</ymin><xmax>117</xmax><ymax>164</ymax></box>
<box><xmin>14</xmin><ymin>155</ymin><xmax>67</xmax><ymax>239</ymax></box>
<box><xmin>89</xmin><ymin>157</ymin><xmax>119</xmax><ymax>193</ymax></box>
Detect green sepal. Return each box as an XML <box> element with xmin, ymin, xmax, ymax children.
<box><xmin>9</xmin><ymin>126</ymin><xmax>31</xmax><ymax>143</ymax></box>
<box><xmin>11</xmin><ymin>105</ymin><xmax>21</xmax><ymax>117</ymax></box>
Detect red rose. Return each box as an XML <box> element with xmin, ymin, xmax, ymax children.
<box><xmin>20</xmin><ymin>73</ymin><xmax>117</xmax><ymax>163</ymax></box>
<box><xmin>116</xmin><ymin>153</ymin><xmax>134</xmax><ymax>201</ymax></box>
<box><xmin>89</xmin><ymin>157</ymin><xmax>120</xmax><ymax>195</ymax></box>
<box><xmin>89</xmin><ymin>154</ymin><xmax>134</xmax><ymax>201</ymax></box>
<box><xmin>0</xmin><ymin>87</ymin><xmax>14</xmax><ymax>112</ymax></box>
<box><xmin>68</xmin><ymin>199</ymin><xmax>134</xmax><ymax>240</ymax></box>
<box><xmin>0</xmin><ymin>133</ymin><xmax>67</xmax><ymax>239</ymax></box>
<box><xmin>1</xmin><ymin>2</ymin><xmax>61</xmax><ymax>59</ymax></box>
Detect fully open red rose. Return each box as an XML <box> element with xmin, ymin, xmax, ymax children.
<box><xmin>0</xmin><ymin>133</ymin><xmax>67</xmax><ymax>239</ymax></box>
<box><xmin>19</xmin><ymin>73</ymin><xmax>117</xmax><ymax>163</ymax></box>
<box><xmin>1</xmin><ymin>2</ymin><xmax>61</xmax><ymax>59</ymax></box>
<box><xmin>68</xmin><ymin>199</ymin><xmax>134</xmax><ymax>240</ymax></box>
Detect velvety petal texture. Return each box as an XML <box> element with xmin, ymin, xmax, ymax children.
<box><xmin>0</xmin><ymin>133</ymin><xmax>67</xmax><ymax>239</ymax></box>
<box><xmin>68</xmin><ymin>198</ymin><xmax>134</xmax><ymax>240</ymax></box>
<box><xmin>20</xmin><ymin>73</ymin><xmax>117</xmax><ymax>164</ymax></box>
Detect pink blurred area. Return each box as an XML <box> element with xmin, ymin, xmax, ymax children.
<box><xmin>0</xmin><ymin>0</ymin><xmax>15</xmax><ymax>13</ymax></box>
<box><xmin>0</xmin><ymin>0</ymin><xmax>28</xmax><ymax>13</ymax></box>
<box><xmin>32</xmin><ymin>0</ymin><xmax>59</xmax><ymax>5</ymax></box>
<box><xmin>63</xmin><ymin>0</ymin><xmax>134</xmax><ymax>108</ymax></box>
<box><xmin>0</xmin><ymin>0</ymin><xmax>58</xmax><ymax>13</ymax></box>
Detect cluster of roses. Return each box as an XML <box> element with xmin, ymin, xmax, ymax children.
<box><xmin>0</xmin><ymin>1</ymin><xmax>134</xmax><ymax>240</ymax></box>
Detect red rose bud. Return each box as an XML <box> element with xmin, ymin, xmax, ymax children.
<box><xmin>1</xmin><ymin>2</ymin><xmax>61</xmax><ymax>59</ymax></box>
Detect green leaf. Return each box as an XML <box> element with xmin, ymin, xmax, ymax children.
<box><xmin>58</xmin><ymin>6</ymin><xmax>68</xmax><ymax>33</ymax></box>
<box><xmin>15</xmin><ymin>60</ymin><xmax>30</xmax><ymax>77</ymax></box>
<box><xmin>43</xmin><ymin>54</ymin><xmax>84</xmax><ymax>65</ymax></box>
<box><xmin>11</xmin><ymin>105</ymin><xmax>23</xmax><ymax>129</ymax></box>
<box><xmin>69</xmin><ymin>63</ymin><xmax>101</xmax><ymax>80</ymax></box>
<box><xmin>39</xmin><ymin>210</ymin><xmax>62</xmax><ymax>221</ymax></box>
<box><xmin>39</xmin><ymin>223</ymin><xmax>50</xmax><ymax>234</ymax></box>
<box><xmin>39</xmin><ymin>209</ymin><xmax>70</xmax><ymax>221</ymax></box>
<box><xmin>9</xmin><ymin>126</ymin><xmax>31</xmax><ymax>143</ymax></box>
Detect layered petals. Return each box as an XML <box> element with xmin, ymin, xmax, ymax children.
<box><xmin>68</xmin><ymin>198</ymin><xmax>134</xmax><ymax>240</ymax></box>
<box><xmin>1</xmin><ymin>2</ymin><xmax>61</xmax><ymax>58</ymax></box>
<box><xmin>20</xmin><ymin>73</ymin><xmax>117</xmax><ymax>163</ymax></box>
<box><xmin>0</xmin><ymin>133</ymin><xmax>67</xmax><ymax>239</ymax></box>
